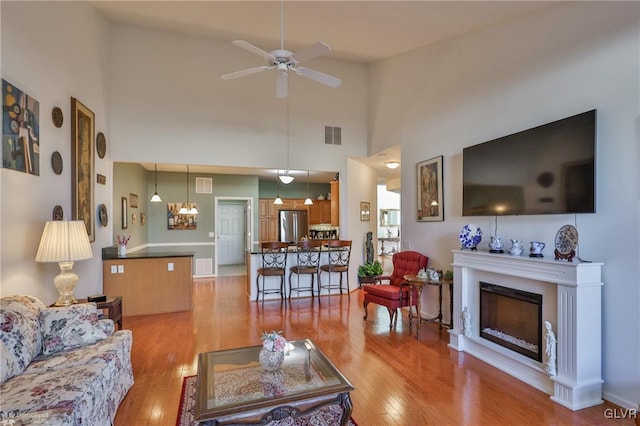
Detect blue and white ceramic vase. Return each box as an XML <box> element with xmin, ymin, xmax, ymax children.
<box><xmin>459</xmin><ymin>224</ymin><xmax>482</xmax><ymax>250</ymax></box>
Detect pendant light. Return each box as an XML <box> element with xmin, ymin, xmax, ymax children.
<box><xmin>304</xmin><ymin>170</ymin><xmax>313</xmax><ymax>205</ymax></box>
<box><xmin>150</xmin><ymin>163</ymin><xmax>162</xmax><ymax>202</ymax></box>
<box><xmin>178</xmin><ymin>165</ymin><xmax>198</xmax><ymax>215</ymax></box>
<box><xmin>279</xmin><ymin>92</ymin><xmax>294</xmax><ymax>184</ymax></box>
<box><xmin>274</xmin><ymin>170</ymin><xmax>284</xmax><ymax>205</ymax></box>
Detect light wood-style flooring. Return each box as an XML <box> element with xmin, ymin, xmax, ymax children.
<box><xmin>114</xmin><ymin>276</ymin><xmax>631</xmax><ymax>425</ymax></box>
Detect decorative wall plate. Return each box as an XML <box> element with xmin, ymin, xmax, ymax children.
<box><xmin>459</xmin><ymin>224</ymin><xmax>482</xmax><ymax>250</ymax></box>
<box><xmin>555</xmin><ymin>224</ymin><xmax>578</xmax><ymax>255</ymax></box>
<box><xmin>99</xmin><ymin>204</ymin><xmax>108</xmax><ymax>227</ymax></box>
<box><xmin>96</xmin><ymin>132</ymin><xmax>106</xmax><ymax>159</ymax></box>
<box><xmin>52</xmin><ymin>205</ymin><xmax>63</xmax><ymax>221</ymax></box>
<box><xmin>51</xmin><ymin>151</ymin><xmax>63</xmax><ymax>174</ymax></box>
<box><xmin>51</xmin><ymin>106</ymin><xmax>63</xmax><ymax>128</ymax></box>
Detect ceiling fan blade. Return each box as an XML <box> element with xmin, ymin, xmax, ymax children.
<box><xmin>295</xmin><ymin>67</ymin><xmax>341</xmax><ymax>88</ymax></box>
<box><xmin>231</xmin><ymin>40</ymin><xmax>276</xmax><ymax>63</ymax></box>
<box><xmin>291</xmin><ymin>42</ymin><xmax>331</xmax><ymax>63</ymax></box>
<box><xmin>276</xmin><ymin>72</ymin><xmax>288</xmax><ymax>98</ymax></box>
<box><xmin>221</xmin><ymin>66</ymin><xmax>273</xmax><ymax>80</ymax></box>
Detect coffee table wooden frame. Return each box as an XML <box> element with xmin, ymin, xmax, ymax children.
<box><xmin>195</xmin><ymin>339</ymin><xmax>354</xmax><ymax>425</ymax></box>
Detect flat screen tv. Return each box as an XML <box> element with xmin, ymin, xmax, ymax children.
<box><xmin>463</xmin><ymin>110</ymin><xmax>596</xmax><ymax>216</ymax></box>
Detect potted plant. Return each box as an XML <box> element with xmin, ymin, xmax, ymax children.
<box><xmin>358</xmin><ymin>260</ymin><xmax>383</xmax><ymax>285</ymax></box>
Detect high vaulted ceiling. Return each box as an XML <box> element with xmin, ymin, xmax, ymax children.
<box><xmin>90</xmin><ymin>1</ymin><xmax>558</xmax><ymax>182</ymax></box>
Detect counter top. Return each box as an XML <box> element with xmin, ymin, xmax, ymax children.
<box><xmin>103</xmin><ymin>249</ymin><xmax>195</xmax><ymax>260</ymax></box>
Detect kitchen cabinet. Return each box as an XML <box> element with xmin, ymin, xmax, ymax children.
<box><xmin>330</xmin><ymin>181</ymin><xmax>340</xmax><ymax>226</ymax></box>
<box><xmin>308</xmin><ymin>200</ymin><xmax>332</xmax><ymax>224</ymax></box>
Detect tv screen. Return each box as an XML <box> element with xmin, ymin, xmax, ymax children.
<box><xmin>463</xmin><ymin>110</ymin><xmax>596</xmax><ymax>216</ymax></box>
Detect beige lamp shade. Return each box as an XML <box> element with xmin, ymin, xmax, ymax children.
<box><xmin>36</xmin><ymin>220</ymin><xmax>93</xmax><ymax>262</ymax></box>
<box><xmin>35</xmin><ymin>220</ymin><xmax>93</xmax><ymax>306</ymax></box>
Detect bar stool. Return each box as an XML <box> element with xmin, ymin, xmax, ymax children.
<box><xmin>256</xmin><ymin>241</ymin><xmax>288</xmax><ymax>305</ymax></box>
<box><xmin>289</xmin><ymin>240</ymin><xmax>323</xmax><ymax>299</ymax></box>
<box><xmin>318</xmin><ymin>240</ymin><xmax>352</xmax><ymax>301</ymax></box>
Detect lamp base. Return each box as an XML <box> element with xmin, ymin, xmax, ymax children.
<box><xmin>53</xmin><ymin>261</ymin><xmax>79</xmax><ymax>306</ymax></box>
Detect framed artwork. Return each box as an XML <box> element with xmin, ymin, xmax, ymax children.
<box><xmin>130</xmin><ymin>193</ymin><xmax>139</xmax><ymax>208</ymax></box>
<box><xmin>417</xmin><ymin>155</ymin><xmax>444</xmax><ymax>222</ymax></box>
<box><xmin>167</xmin><ymin>202</ymin><xmax>197</xmax><ymax>230</ymax></box>
<box><xmin>121</xmin><ymin>197</ymin><xmax>128</xmax><ymax>229</ymax></box>
<box><xmin>131</xmin><ymin>213</ymin><xmax>137</xmax><ymax>224</ymax></box>
<box><xmin>360</xmin><ymin>201</ymin><xmax>370</xmax><ymax>221</ymax></box>
<box><xmin>71</xmin><ymin>97</ymin><xmax>95</xmax><ymax>241</ymax></box>
<box><xmin>2</xmin><ymin>79</ymin><xmax>40</xmax><ymax>175</ymax></box>
<box><xmin>140</xmin><ymin>212</ymin><xmax>146</xmax><ymax>226</ymax></box>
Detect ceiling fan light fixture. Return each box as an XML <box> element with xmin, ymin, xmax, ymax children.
<box><xmin>385</xmin><ymin>161</ymin><xmax>401</xmax><ymax>169</ymax></box>
<box><xmin>279</xmin><ymin>173</ymin><xmax>294</xmax><ymax>184</ymax></box>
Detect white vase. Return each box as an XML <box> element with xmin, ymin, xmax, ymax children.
<box><xmin>259</xmin><ymin>347</ymin><xmax>284</xmax><ymax>371</ymax></box>
<box><xmin>119</xmin><ymin>244</ymin><xmax>127</xmax><ymax>257</ymax></box>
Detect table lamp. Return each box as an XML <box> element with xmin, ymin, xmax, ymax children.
<box><xmin>35</xmin><ymin>220</ymin><xmax>93</xmax><ymax>306</ymax></box>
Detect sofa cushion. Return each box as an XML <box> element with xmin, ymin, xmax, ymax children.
<box><xmin>0</xmin><ymin>295</ymin><xmax>46</xmax><ymax>384</ymax></box>
<box><xmin>39</xmin><ymin>304</ymin><xmax>108</xmax><ymax>356</ymax></box>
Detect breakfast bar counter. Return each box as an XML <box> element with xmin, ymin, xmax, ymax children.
<box><xmin>102</xmin><ymin>250</ymin><xmax>193</xmax><ymax>316</ymax></box>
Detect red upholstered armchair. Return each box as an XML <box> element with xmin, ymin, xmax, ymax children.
<box><xmin>362</xmin><ymin>251</ymin><xmax>428</xmax><ymax>329</ymax></box>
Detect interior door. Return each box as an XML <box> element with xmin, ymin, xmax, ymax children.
<box><xmin>217</xmin><ymin>203</ymin><xmax>246</xmax><ymax>265</ymax></box>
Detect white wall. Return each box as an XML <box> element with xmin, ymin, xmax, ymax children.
<box><xmin>107</xmin><ymin>23</ymin><xmax>368</xmax><ymax>175</ymax></box>
<box><xmin>1</xmin><ymin>2</ymin><xmax>112</xmax><ymax>301</ymax></box>
<box><xmin>368</xmin><ymin>2</ymin><xmax>639</xmax><ymax>408</ymax></box>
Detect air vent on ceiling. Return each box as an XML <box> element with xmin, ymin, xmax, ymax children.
<box><xmin>324</xmin><ymin>126</ymin><xmax>341</xmax><ymax>145</ymax></box>
<box><xmin>196</xmin><ymin>177</ymin><xmax>212</xmax><ymax>194</ymax></box>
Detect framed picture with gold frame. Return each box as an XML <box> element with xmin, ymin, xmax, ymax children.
<box><xmin>71</xmin><ymin>97</ymin><xmax>95</xmax><ymax>241</ymax></box>
<box><xmin>417</xmin><ymin>155</ymin><xmax>444</xmax><ymax>222</ymax></box>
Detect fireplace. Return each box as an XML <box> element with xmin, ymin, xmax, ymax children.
<box><xmin>449</xmin><ymin>250</ymin><xmax>603</xmax><ymax>411</ymax></box>
<box><xmin>479</xmin><ymin>282</ymin><xmax>542</xmax><ymax>362</ymax></box>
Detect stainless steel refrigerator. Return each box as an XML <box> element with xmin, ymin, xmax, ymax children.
<box><xmin>279</xmin><ymin>210</ymin><xmax>309</xmax><ymax>243</ymax></box>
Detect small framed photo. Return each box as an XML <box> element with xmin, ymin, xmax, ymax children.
<box><xmin>129</xmin><ymin>193</ymin><xmax>139</xmax><ymax>209</ymax></box>
<box><xmin>140</xmin><ymin>212</ymin><xmax>146</xmax><ymax>226</ymax></box>
<box><xmin>121</xmin><ymin>197</ymin><xmax>128</xmax><ymax>229</ymax></box>
<box><xmin>417</xmin><ymin>155</ymin><xmax>444</xmax><ymax>222</ymax></box>
<box><xmin>131</xmin><ymin>213</ymin><xmax>137</xmax><ymax>224</ymax></box>
<box><xmin>360</xmin><ymin>201</ymin><xmax>370</xmax><ymax>221</ymax></box>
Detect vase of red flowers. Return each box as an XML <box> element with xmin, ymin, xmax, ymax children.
<box><xmin>259</xmin><ymin>330</ymin><xmax>287</xmax><ymax>371</ymax></box>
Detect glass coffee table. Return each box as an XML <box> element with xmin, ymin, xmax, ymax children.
<box><xmin>195</xmin><ymin>339</ymin><xmax>354</xmax><ymax>425</ymax></box>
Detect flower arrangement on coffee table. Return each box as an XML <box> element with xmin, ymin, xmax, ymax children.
<box><xmin>259</xmin><ymin>330</ymin><xmax>287</xmax><ymax>371</ymax></box>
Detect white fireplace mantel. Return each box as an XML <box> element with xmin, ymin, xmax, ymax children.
<box><xmin>449</xmin><ymin>249</ymin><xmax>604</xmax><ymax>411</ymax></box>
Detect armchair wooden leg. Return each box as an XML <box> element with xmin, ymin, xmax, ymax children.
<box><xmin>387</xmin><ymin>308</ymin><xmax>396</xmax><ymax>329</ymax></box>
<box><xmin>363</xmin><ymin>300</ymin><xmax>369</xmax><ymax>320</ymax></box>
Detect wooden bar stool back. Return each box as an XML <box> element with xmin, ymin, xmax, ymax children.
<box><xmin>256</xmin><ymin>241</ymin><xmax>289</xmax><ymax>305</ymax></box>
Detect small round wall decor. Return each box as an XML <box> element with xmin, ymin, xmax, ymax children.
<box><xmin>96</xmin><ymin>132</ymin><xmax>106</xmax><ymax>159</ymax></box>
<box><xmin>51</xmin><ymin>107</ymin><xmax>64</xmax><ymax>128</ymax></box>
<box><xmin>51</xmin><ymin>151</ymin><xmax>63</xmax><ymax>175</ymax></box>
<box><xmin>52</xmin><ymin>205</ymin><xmax>64</xmax><ymax>221</ymax></box>
<box><xmin>99</xmin><ymin>204</ymin><xmax>108</xmax><ymax>227</ymax></box>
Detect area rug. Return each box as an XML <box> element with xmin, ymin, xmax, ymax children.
<box><xmin>176</xmin><ymin>375</ymin><xmax>357</xmax><ymax>426</ymax></box>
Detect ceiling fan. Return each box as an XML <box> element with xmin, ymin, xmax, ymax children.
<box><xmin>221</xmin><ymin>1</ymin><xmax>341</xmax><ymax>98</ymax></box>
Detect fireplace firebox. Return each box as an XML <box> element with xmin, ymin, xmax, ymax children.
<box><xmin>480</xmin><ymin>282</ymin><xmax>542</xmax><ymax>362</ymax></box>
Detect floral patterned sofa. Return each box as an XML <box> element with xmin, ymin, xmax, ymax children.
<box><xmin>0</xmin><ymin>295</ymin><xmax>133</xmax><ymax>425</ymax></box>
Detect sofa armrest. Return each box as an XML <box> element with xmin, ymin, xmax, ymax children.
<box><xmin>97</xmin><ymin>319</ymin><xmax>115</xmax><ymax>336</ymax></box>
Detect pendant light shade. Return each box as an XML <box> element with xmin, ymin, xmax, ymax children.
<box><xmin>274</xmin><ymin>170</ymin><xmax>284</xmax><ymax>205</ymax></box>
<box><xmin>279</xmin><ymin>95</ymin><xmax>294</xmax><ymax>184</ymax></box>
<box><xmin>304</xmin><ymin>170</ymin><xmax>313</xmax><ymax>205</ymax></box>
<box><xmin>178</xmin><ymin>165</ymin><xmax>198</xmax><ymax>215</ymax></box>
<box><xmin>150</xmin><ymin>163</ymin><xmax>162</xmax><ymax>202</ymax></box>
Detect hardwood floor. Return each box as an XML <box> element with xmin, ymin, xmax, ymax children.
<box><xmin>114</xmin><ymin>276</ymin><xmax>631</xmax><ymax>425</ymax></box>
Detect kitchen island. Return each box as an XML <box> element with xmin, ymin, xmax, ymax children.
<box><xmin>103</xmin><ymin>250</ymin><xmax>193</xmax><ymax>316</ymax></box>
<box><xmin>247</xmin><ymin>243</ymin><xmax>354</xmax><ymax>301</ymax></box>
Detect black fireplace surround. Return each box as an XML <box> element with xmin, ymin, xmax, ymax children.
<box><xmin>479</xmin><ymin>282</ymin><xmax>543</xmax><ymax>362</ymax></box>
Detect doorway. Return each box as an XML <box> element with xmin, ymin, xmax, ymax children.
<box><xmin>215</xmin><ymin>197</ymin><xmax>252</xmax><ymax>276</ymax></box>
